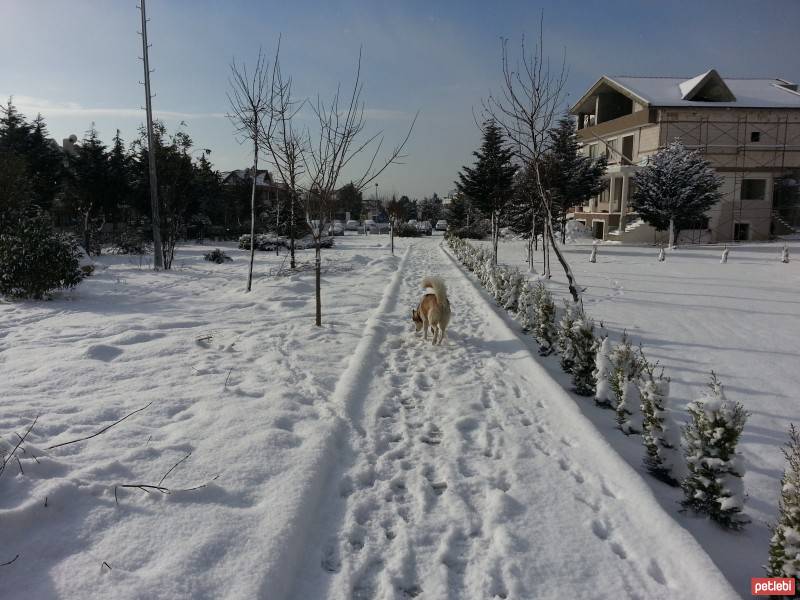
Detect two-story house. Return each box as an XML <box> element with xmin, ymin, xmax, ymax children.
<box><xmin>569</xmin><ymin>69</ymin><xmax>800</xmax><ymax>243</ymax></box>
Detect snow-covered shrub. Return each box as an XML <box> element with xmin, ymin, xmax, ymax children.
<box><xmin>396</xmin><ymin>223</ymin><xmax>423</xmax><ymax>237</ymax></box>
<box><xmin>515</xmin><ymin>281</ymin><xmax>537</xmax><ymax>332</ymax></box>
<box><xmin>533</xmin><ymin>282</ymin><xmax>557</xmax><ymax>355</ymax></box>
<box><xmin>204</xmin><ymin>248</ymin><xmax>233</xmax><ymax>264</ymax></box>
<box><xmin>768</xmin><ymin>424</ymin><xmax>800</xmax><ymax>580</ymax></box>
<box><xmin>557</xmin><ymin>302</ymin><xmax>578</xmax><ymax>373</ymax></box>
<box><xmin>720</xmin><ymin>245</ymin><xmax>729</xmax><ymax>264</ymax></box>
<box><xmin>570</xmin><ymin>309</ymin><xmax>598</xmax><ymax>396</ymax></box>
<box><xmin>0</xmin><ymin>209</ymin><xmax>84</xmax><ymax>299</ymax></box>
<box><xmin>681</xmin><ymin>373</ymin><xmax>748</xmax><ymax>529</ymax></box>
<box><xmin>782</xmin><ymin>244</ymin><xmax>790</xmax><ymax>264</ymax></box>
<box><xmin>657</xmin><ymin>246</ymin><xmax>665</xmax><ymax>262</ymax></box>
<box><xmin>594</xmin><ymin>336</ymin><xmax>614</xmax><ymax>408</ymax></box>
<box><xmin>589</xmin><ymin>245</ymin><xmax>597</xmax><ymax>263</ymax></box>
<box><xmin>610</xmin><ymin>334</ymin><xmax>645</xmax><ymax>434</ymax></box>
<box><xmin>639</xmin><ymin>358</ymin><xmax>684</xmax><ymax>485</ymax></box>
<box><xmin>503</xmin><ymin>269</ymin><xmax>525</xmax><ymax>312</ymax></box>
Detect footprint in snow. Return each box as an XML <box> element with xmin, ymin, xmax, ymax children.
<box><xmin>85</xmin><ymin>344</ymin><xmax>123</xmax><ymax>362</ymax></box>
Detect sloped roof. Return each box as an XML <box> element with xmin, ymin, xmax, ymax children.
<box><xmin>607</xmin><ymin>74</ymin><xmax>800</xmax><ymax>108</ymax></box>
<box><xmin>571</xmin><ymin>72</ymin><xmax>800</xmax><ymax>112</ymax></box>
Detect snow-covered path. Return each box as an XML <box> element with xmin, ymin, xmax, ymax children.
<box><xmin>290</xmin><ymin>239</ymin><xmax>737</xmax><ymax>600</ymax></box>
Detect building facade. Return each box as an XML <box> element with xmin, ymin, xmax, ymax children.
<box><xmin>569</xmin><ymin>70</ymin><xmax>800</xmax><ymax>243</ymax></box>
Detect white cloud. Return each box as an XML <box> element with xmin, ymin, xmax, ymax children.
<box><xmin>1</xmin><ymin>94</ymin><xmax>226</xmax><ymax>120</ymax></box>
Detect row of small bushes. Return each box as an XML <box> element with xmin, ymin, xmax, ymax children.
<box><xmin>238</xmin><ymin>234</ymin><xmax>334</xmax><ymax>251</ymax></box>
<box><xmin>446</xmin><ymin>233</ymin><xmax>751</xmax><ymax>530</ymax></box>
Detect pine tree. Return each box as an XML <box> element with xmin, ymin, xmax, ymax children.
<box><xmin>66</xmin><ymin>126</ymin><xmax>110</xmax><ymax>254</ymax></box>
<box><xmin>516</xmin><ymin>281</ymin><xmax>537</xmax><ymax>331</ymax></box>
<box><xmin>533</xmin><ymin>282</ymin><xmax>557</xmax><ymax>355</ymax></box>
<box><xmin>610</xmin><ymin>334</ymin><xmax>644</xmax><ymax>433</ymax></box>
<box><xmin>594</xmin><ymin>336</ymin><xmax>614</xmax><ymax>408</ymax></box>
<box><xmin>767</xmin><ymin>424</ymin><xmax>800</xmax><ymax>581</ymax></box>
<box><xmin>455</xmin><ymin>120</ymin><xmax>516</xmax><ymax>264</ymax></box>
<box><xmin>681</xmin><ymin>373</ymin><xmax>748</xmax><ymax>529</ymax></box>
<box><xmin>639</xmin><ymin>357</ymin><xmax>684</xmax><ymax>485</ymax></box>
<box><xmin>558</xmin><ymin>301</ymin><xmax>578</xmax><ymax>373</ymax></box>
<box><xmin>631</xmin><ymin>140</ymin><xmax>722</xmax><ymax>248</ymax></box>
<box><xmin>570</xmin><ymin>309</ymin><xmax>598</xmax><ymax>396</ymax></box>
<box><xmin>546</xmin><ymin>116</ymin><xmax>607</xmax><ymax>242</ymax></box>
<box><xmin>108</xmin><ymin>130</ymin><xmax>134</xmax><ymax>226</ymax></box>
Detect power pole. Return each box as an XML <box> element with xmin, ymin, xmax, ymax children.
<box><xmin>138</xmin><ymin>0</ymin><xmax>164</xmax><ymax>269</ymax></box>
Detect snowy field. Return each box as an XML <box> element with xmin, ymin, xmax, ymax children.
<box><xmin>479</xmin><ymin>236</ymin><xmax>800</xmax><ymax>595</ymax></box>
<box><xmin>0</xmin><ymin>234</ymin><xmax>753</xmax><ymax>599</ymax></box>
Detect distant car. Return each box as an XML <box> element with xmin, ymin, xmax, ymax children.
<box><xmin>328</xmin><ymin>222</ymin><xmax>345</xmax><ymax>236</ymax></box>
<box><xmin>345</xmin><ymin>219</ymin><xmax>360</xmax><ymax>231</ymax></box>
<box><xmin>407</xmin><ymin>219</ymin><xmax>417</xmax><ymax>226</ymax></box>
<box><xmin>369</xmin><ymin>221</ymin><xmax>391</xmax><ymax>234</ymax></box>
<box><xmin>416</xmin><ymin>220</ymin><xmax>433</xmax><ymax>236</ymax></box>
<box><xmin>435</xmin><ymin>219</ymin><xmax>448</xmax><ymax>231</ymax></box>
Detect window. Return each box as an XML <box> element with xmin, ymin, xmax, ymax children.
<box><xmin>750</xmin><ymin>131</ymin><xmax>760</xmax><ymax>142</ymax></box>
<box><xmin>733</xmin><ymin>222</ymin><xmax>750</xmax><ymax>241</ymax></box>
<box><xmin>588</xmin><ymin>144</ymin><xmax>598</xmax><ymax>159</ymax></box>
<box><xmin>741</xmin><ymin>179</ymin><xmax>766</xmax><ymax>201</ymax></box>
<box><xmin>622</xmin><ymin>135</ymin><xmax>634</xmax><ymax>162</ymax></box>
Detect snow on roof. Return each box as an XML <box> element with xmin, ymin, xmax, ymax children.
<box><xmin>606</xmin><ymin>73</ymin><xmax>800</xmax><ymax>108</ymax></box>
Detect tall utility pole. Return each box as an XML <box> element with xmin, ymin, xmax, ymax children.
<box><xmin>138</xmin><ymin>0</ymin><xmax>164</xmax><ymax>269</ymax></box>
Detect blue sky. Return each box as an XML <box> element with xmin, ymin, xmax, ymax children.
<box><xmin>1</xmin><ymin>0</ymin><xmax>798</xmax><ymax>198</ymax></box>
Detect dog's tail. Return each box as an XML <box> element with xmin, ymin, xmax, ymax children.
<box><xmin>421</xmin><ymin>276</ymin><xmax>448</xmax><ymax>309</ymax></box>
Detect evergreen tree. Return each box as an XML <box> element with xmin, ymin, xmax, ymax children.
<box><xmin>639</xmin><ymin>357</ymin><xmax>684</xmax><ymax>485</ymax></box>
<box><xmin>66</xmin><ymin>126</ymin><xmax>110</xmax><ymax>253</ymax></box>
<box><xmin>631</xmin><ymin>140</ymin><xmax>722</xmax><ymax>248</ymax></box>
<box><xmin>455</xmin><ymin>120</ymin><xmax>516</xmax><ymax>263</ymax></box>
<box><xmin>681</xmin><ymin>373</ymin><xmax>748</xmax><ymax>529</ymax></box>
<box><xmin>533</xmin><ymin>282</ymin><xmax>557</xmax><ymax>355</ymax></box>
<box><xmin>768</xmin><ymin>424</ymin><xmax>800</xmax><ymax>582</ymax></box>
<box><xmin>610</xmin><ymin>334</ymin><xmax>645</xmax><ymax>433</ymax></box>
<box><xmin>337</xmin><ymin>182</ymin><xmax>363</xmax><ymax>219</ymax></box>
<box><xmin>107</xmin><ymin>130</ymin><xmax>134</xmax><ymax>227</ymax></box>
<box><xmin>546</xmin><ymin>117</ymin><xmax>607</xmax><ymax>242</ymax></box>
<box><xmin>570</xmin><ymin>309</ymin><xmax>598</xmax><ymax>396</ymax></box>
<box><xmin>516</xmin><ymin>280</ymin><xmax>537</xmax><ymax>332</ymax></box>
<box><xmin>27</xmin><ymin>114</ymin><xmax>64</xmax><ymax>211</ymax></box>
<box><xmin>0</xmin><ymin>99</ymin><xmax>34</xmax><ymax>155</ymax></box>
<box><xmin>593</xmin><ymin>336</ymin><xmax>614</xmax><ymax>408</ymax></box>
<box><xmin>558</xmin><ymin>301</ymin><xmax>578</xmax><ymax>373</ymax></box>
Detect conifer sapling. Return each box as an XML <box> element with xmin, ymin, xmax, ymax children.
<box><xmin>594</xmin><ymin>335</ymin><xmax>614</xmax><ymax>408</ymax></box>
<box><xmin>639</xmin><ymin>356</ymin><xmax>684</xmax><ymax>485</ymax></box>
<box><xmin>570</xmin><ymin>309</ymin><xmax>598</xmax><ymax>396</ymax></box>
<box><xmin>681</xmin><ymin>372</ymin><xmax>748</xmax><ymax>529</ymax></box>
<box><xmin>767</xmin><ymin>424</ymin><xmax>800</xmax><ymax>581</ymax></box>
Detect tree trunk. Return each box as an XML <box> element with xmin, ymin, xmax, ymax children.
<box><xmin>561</xmin><ymin>216</ymin><xmax>567</xmax><ymax>245</ymax></box>
<box><xmin>390</xmin><ymin>218</ymin><xmax>394</xmax><ymax>255</ymax></box>
<box><xmin>83</xmin><ymin>212</ymin><xmax>91</xmax><ymax>256</ymax></box>
<box><xmin>315</xmin><ymin>241</ymin><xmax>322</xmax><ymax>326</ymax></box>
<box><xmin>668</xmin><ymin>217</ymin><xmax>675</xmax><ymax>250</ymax></box>
<box><xmin>289</xmin><ymin>192</ymin><xmax>296</xmax><ymax>269</ymax></box>
<box><xmin>491</xmin><ymin>211</ymin><xmax>499</xmax><ymax>265</ymax></box>
<box><xmin>547</xmin><ymin>218</ymin><xmax>581</xmax><ymax>304</ymax></box>
<box><xmin>246</xmin><ymin>148</ymin><xmax>257</xmax><ymax>292</ymax></box>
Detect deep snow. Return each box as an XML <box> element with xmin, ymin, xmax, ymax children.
<box><xmin>0</xmin><ymin>235</ymin><xmax>752</xmax><ymax>598</ymax></box>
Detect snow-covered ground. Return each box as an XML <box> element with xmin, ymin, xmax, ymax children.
<box><xmin>1</xmin><ymin>234</ymin><xmax>754</xmax><ymax>598</ymax></box>
<box><xmin>479</xmin><ymin>236</ymin><xmax>800</xmax><ymax>596</ymax></box>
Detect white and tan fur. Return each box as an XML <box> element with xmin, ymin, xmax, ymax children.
<box><xmin>411</xmin><ymin>276</ymin><xmax>451</xmax><ymax>345</ymax></box>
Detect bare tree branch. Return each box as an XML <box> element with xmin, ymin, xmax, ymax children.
<box><xmin>47</xmin><ymin>403</ymin><xmax>151</xmax><ymax>450</ymax></box>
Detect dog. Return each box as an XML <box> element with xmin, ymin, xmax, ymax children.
<box><xmin>411</xmin><ymin>276</ymin><xmax>451</xmax><ymax>345</ymax></box>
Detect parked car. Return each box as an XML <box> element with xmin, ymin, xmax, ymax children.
<box><xmin>364</xmin><ymin>219</ymin><xmax>375</xmax><ymax>233</ymax></box>
<box><xmin>407</xmin><ymin>219</ymin><xmax>417</xmax><ymax>226</ymax></box>
<box><xmin>416</xmin><ymin>220</ymin><xmax>433</xmax><ymax>236</ymax></box>
<box><xmin>328</xmin><ymin>221</ymin><xmax>345</xmax><ymax>236</ymax></box>
<box><xmin>435</xmin><ymin>219</ymin><xmax>448</xmax><ymax>231</ymax></box>
<box><xmin>345</xmin><ymin>219</ymin><xmax>360</xmax><ymax>231</ymax></box>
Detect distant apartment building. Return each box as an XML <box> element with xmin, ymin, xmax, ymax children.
<box><xmin>569</xmin><ymin>69</ymin><xmax>800</xmax><ymax>243</ymax></box>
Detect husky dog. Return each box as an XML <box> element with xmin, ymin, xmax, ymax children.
<box><xmin>411</xmin><ymin>276</ymin><xmax>451</xmax><ymax>345</ymax></box>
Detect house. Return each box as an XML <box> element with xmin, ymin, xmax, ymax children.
<box><xmin>220</xmin><ymin>169</ymin><xmax>287</xmax><ymax>204</ymax></box>
<box><xmin>569</xmin><ymin>69</ymin><xmax>800</xmax><ymax>243</ymax></box>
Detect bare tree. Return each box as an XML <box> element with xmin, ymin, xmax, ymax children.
<box><xmin>303</xmin><ymin>48</ymin><xmax>417</xmax><ymax>326</ymax></box>
<box><xmin>260</xmin><ymin>39</ymin><xmax>306</xmax><ymax>270</ymax></box>
<box><xmin>228</xmin><ymin>49</ymin><xmax>270</xmax><ymax>292</ymax></box>
<box><xmin>483</xmin><ymin>16</ymin><xmax>581</xmax><ymax>302</ymax></box>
